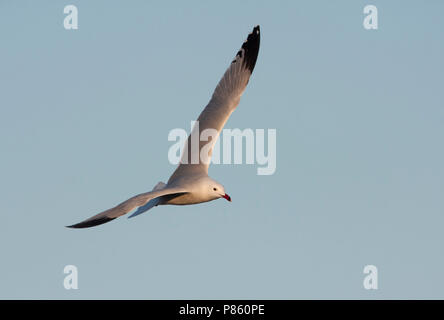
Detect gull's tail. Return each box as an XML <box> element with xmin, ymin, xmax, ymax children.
<box><xmin>128</xmin><ymin>182</ymin><xmax>166</xmax><ymax>219</ymax></box>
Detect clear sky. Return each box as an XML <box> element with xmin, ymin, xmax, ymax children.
<box><xmin>1</xmin><ymin>0</ymin><xmax>444</xmax><ymax>299</ymax></box>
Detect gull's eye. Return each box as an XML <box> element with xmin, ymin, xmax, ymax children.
<box><xmin>213</xmin><ymin>188</ymin><xmax>217</xmax><ymax>191</ymax></box>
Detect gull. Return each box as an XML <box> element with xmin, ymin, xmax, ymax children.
<box><xmin>67</xmin><ymin>25</ymin><xmax>260</xmax><ymax>228</ymax></box>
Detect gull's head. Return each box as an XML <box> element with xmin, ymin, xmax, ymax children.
<box><xmin>206</xmin><ymin>179</ymin><xmax>231</xmax><ymax>202</ymax></box>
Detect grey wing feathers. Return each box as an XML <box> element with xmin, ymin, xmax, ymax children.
<box><xmin>168</xmin><ymin>25</ymin><xmax>260</xmax><ymax>182</ymax></box>
<box><xmin>66</xmin><ymin>187</ymin><xmax>187</xmax><ymax>228</ymax></box>
<box><xmin>211</xmin><ymin>25</ymin><xmax>260</xmax><ymax>105</ymax></box>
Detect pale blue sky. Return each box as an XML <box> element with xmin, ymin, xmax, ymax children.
<box><xmin>1</xmin><ymin>0</ymin><xmax>444</xmax><ymax>299</ymax></box>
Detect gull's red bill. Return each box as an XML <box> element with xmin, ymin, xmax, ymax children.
<box><xmin>223</xmin><ymin>194</ymin><xmax>232</xmax><ymax>202</ymax></box>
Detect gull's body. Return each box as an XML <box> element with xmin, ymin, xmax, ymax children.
<box><xmin>67</xmin><ymin>26</ymin><xmax>260</xmax><ymax>228</ymax></box>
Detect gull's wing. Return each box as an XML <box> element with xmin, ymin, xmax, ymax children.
<box><xmin>66</xmin><ymin>187</ymin><xmax>188</xmax><ymax>228</ymax></box>
<box><xmin>168</xmin><ymin>25</ymin><xmax>260</xmax><ymax>183</ymax></box>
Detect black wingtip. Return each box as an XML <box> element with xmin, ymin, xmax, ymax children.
<box><xmin>66</xmin><ymin>217</ymin><xmax>116</xmax><ymax>229</ymax></box>
<box><xmin>241</xmin><ymin>25</ymin><xmax>260</xmax><ymax>73</ymax></box>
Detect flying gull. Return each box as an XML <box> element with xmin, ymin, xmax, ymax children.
<box><xmin>67</xmin><ymin>25</ymin><xmax>260</xmax><ymax>228</ymax></box>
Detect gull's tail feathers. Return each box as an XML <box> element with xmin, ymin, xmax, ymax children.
<box><xmin>128</xmin><ymin>182</ymin><xmax>166</xmax><ymax>219</ymax></box>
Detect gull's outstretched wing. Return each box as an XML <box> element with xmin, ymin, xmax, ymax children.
<box><xmin>66</xmin><ymin>187</ymin><xmax>188</xmax><ymax>228</ymax></box>
<box><xmin>168</xmin><ymin>26</ymin><xmax>260</xmax><ymax>183</ymax></box>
